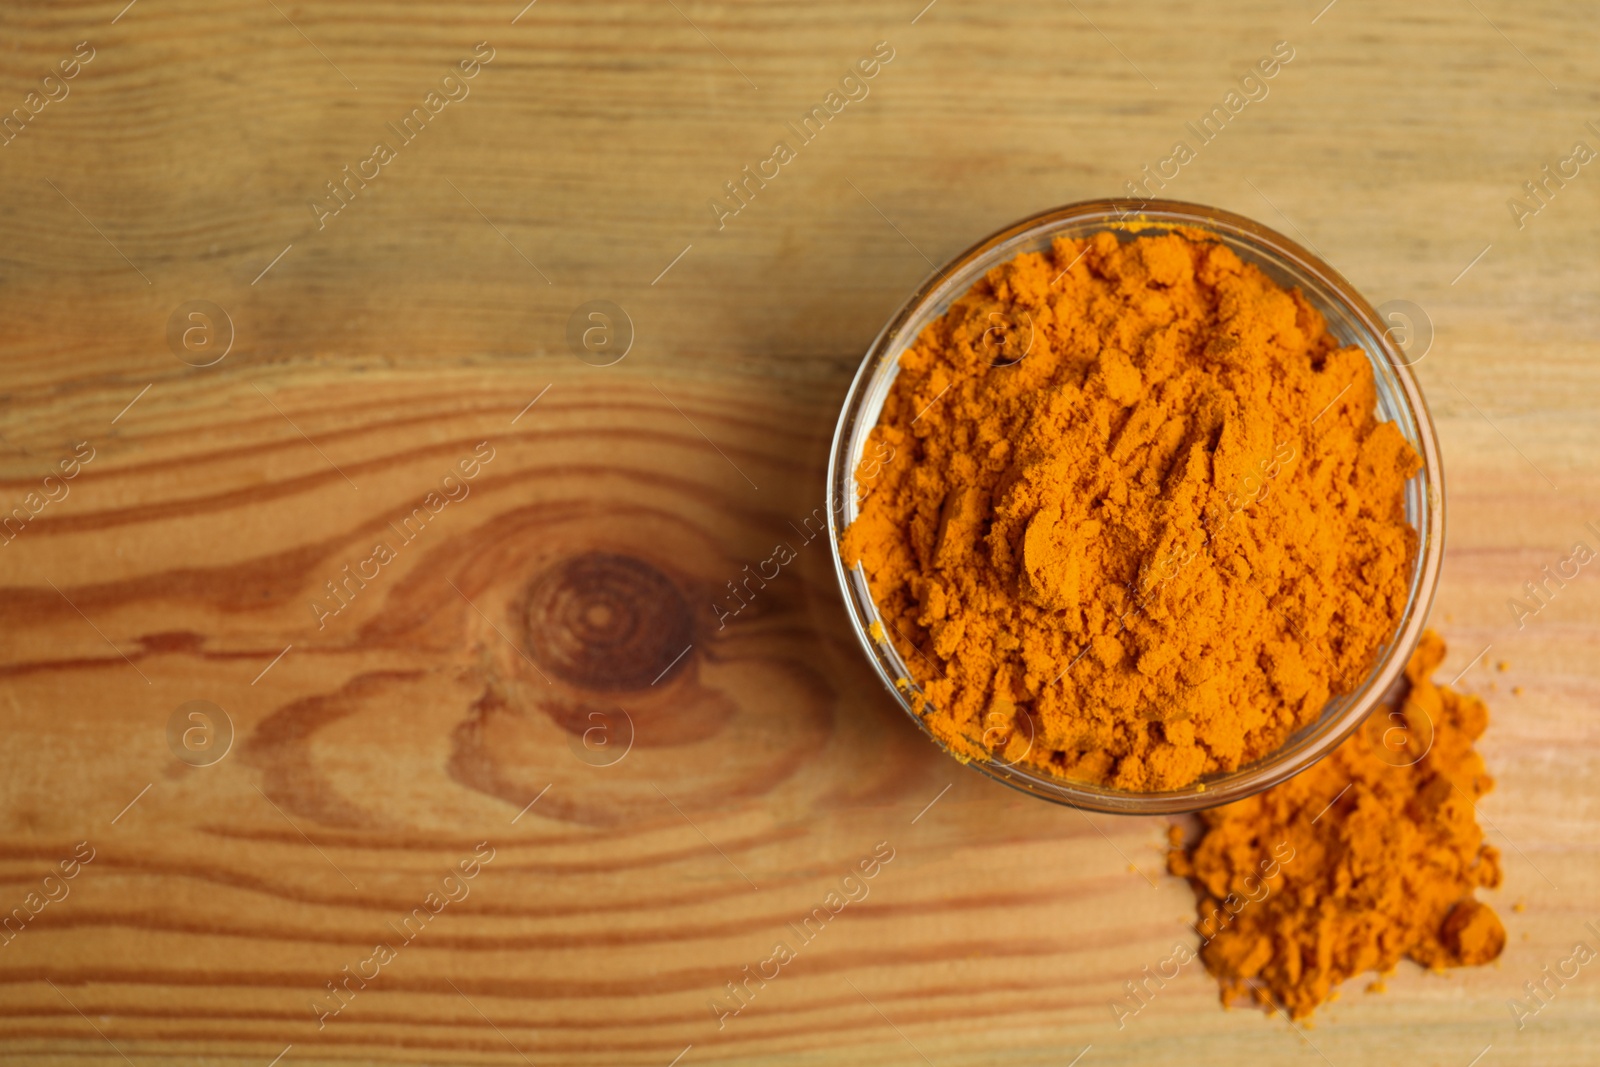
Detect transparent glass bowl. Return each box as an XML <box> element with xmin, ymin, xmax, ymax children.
<box><xmin>826</xmin><ymin>199</ymin><xmax>1444</xmax><ymax>815</ymax></box>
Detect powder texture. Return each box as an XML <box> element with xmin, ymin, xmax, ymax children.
<box><xmin>1167</xmin><ymin>631</ymin><xmax>1505</xmax><ymax>1019</ymax></box>
<box><xmin>841</xmin><ymin>228</ymin><xmax>1420</xmax><ymax>790</ymax></box>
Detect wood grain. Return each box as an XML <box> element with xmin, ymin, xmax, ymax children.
<box><xmin>0</xmin><ymin>0</ymin><xmax>1597</xmax><ymax>1063</ymax></box>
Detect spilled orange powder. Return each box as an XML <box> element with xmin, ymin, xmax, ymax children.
<box><xmin>842</xmin><ymin>228</ymin><xmax>1419</xmax><ymax>790</ymax></box>
<box><xmin>1168</xmin><ymin>631</ymin><xmax>1505</xmax><ymax>1019</ymax></box>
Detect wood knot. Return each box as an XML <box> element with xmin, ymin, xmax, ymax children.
<box><xmin>523</xmin><ymin>551</ymin><xmax>693</xmax><ymax>690</ymax></box>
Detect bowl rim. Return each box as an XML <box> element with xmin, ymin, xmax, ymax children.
<box><xmin>825</xmin><ymin>197</ymin><xmax>1445</xmax><ymax>815</ymax></box>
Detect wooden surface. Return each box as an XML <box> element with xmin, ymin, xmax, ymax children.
<box><xmin>1</xmin><ymin>0</ymin><xmax>1597</xmax><ymax>1063</ymax></box>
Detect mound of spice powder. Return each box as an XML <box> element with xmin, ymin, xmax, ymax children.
<box><xmin>841</xmin><ymin>228</ymin><xmax>1420</xmax><ymax>790</ymax></box>
<box><xmin>1167</xmin><ymin>631</ymin><xmax>1505</xmax><ymax>1019</ymax></box>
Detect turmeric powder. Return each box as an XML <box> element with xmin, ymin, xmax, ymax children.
<box><xmin>1168</xmin><ymin>631</ymin><xmax>1505</xmax><ymax>1018</ymax></box>
<box><xmin>842</xmin><ymin>228</ymin><xmax>1420</xmax><ymax>790</ymax></box>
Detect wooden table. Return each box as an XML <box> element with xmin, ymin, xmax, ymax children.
<box><xmin>2</xmin><ymin>0</ymin><xmax>1595</xmax><ymax>1062</ymax></box>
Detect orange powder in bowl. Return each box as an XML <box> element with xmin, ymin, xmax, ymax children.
<box><xmin>841</xmin><ymin>228</ymin><xmax>1420</xmax><ymax>791</ymax></box>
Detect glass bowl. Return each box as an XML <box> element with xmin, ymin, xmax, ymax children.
<box><xmin>826</xmin><ymin>199</ymin><xmax>1444</xmax><ymax>815</ymax></box>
